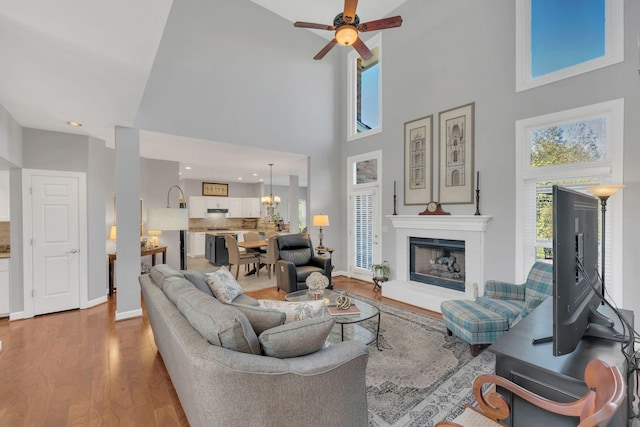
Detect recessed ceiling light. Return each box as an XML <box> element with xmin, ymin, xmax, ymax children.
<box><xmin>259</xmin><ymin>178</ymin><xmax>264</xmax><ymax>182</ymax></box>
<box><xmin>238</xmin><ymin>177</ymin><xmax>243</xmax><ymax>180</ymax></box>
<box><xmin>179</xmin><ymin>172</ymin><xmax>182</xmax><ymax>175</ymax></box>
<box><xmin>252</xmin><ymin>173</ymin><xmax>258</xmax><ymax>177</ymax></box>
<box><xmin>66</xmin><ymin>121</ymin><xmax>82</xmax><ymax>127</ymax></box>
<box><xmin>184</xmin><ymin>166</ymin><xmax>192</xmax><ymax>170</ymax></box>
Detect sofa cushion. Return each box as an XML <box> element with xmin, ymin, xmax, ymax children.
<box><xmin>231</xmin><ymin>293</ymin><xmax>259</xmax><ymax>306</ymax></box>
<box><xmin>205</xmin><ymin>267</ymin><xmax>244</xmax><ymax>303</ymax></box>
<box><xmin>163</xmin><ymin>276</ymin><xmax>196</xmax><ymax>305</ymax></box>
<box><xmin>259</xmin><ymin>316</ymin><xmax>335</xmax><ymax>358</ymax></box>
<box><xmin>176</xmin><ymin>288</ymin><xmax>260</xmax><ymax>355</ymax></box>
<box><xmin>150</xmin><ymin>264</ymin><xmax>184</xmax><ymax>288</ymax></box>
<box><xmin>181</xmin><ymin>269</ymin><xmax>217</xmax><ymax>297</ymax></box>
<box><xmin>257</xmin><ymin>299</ymin><xmax>325</xmax><ymax>323</ymax></box>
<box><xmin>476</xmin><ymin>296</ymin><xmax>525</xmax><ymax>322</ymax></box>
<box><xmin>230</xmin><ymin>303</ymin><xmax>286</xmax><ymax>335</ymax></box>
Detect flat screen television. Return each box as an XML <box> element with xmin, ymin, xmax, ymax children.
<box><xmin>551</xmin><ymin>185</ymin><xmax>623</xmax><ymax>356</ymax></box>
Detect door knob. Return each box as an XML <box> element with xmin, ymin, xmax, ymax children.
<box><xmin>66</xmin><ymin>249</ymin><xmax>78</xmax><ymax>254</ymax></box>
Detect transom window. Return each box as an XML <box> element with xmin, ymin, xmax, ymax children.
<box><xmin>515</xmin><ymin>0</ymin><xmax>623</xmax><ymax>92</ymax></box>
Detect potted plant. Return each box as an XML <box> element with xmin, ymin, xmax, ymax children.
<box><xmin>371</xmin><ymin>260</ymin><xmax>391</xmax><ymax>280</ymax></box>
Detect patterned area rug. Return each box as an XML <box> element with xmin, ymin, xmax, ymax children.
<box><xmin>330</xmin><ymin>294</ymin><xmax>495</xmax><ymax>427</ymax></box>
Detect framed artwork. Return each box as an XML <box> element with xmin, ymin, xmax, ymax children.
<box><xmin>202</xmin><ymin>182</ymin><xmax>229</xmax><ymax>197</ymax></box>
<box><xmin>438</xmin><ymin>103</ymin><xmax>475</xmax><ymax>204</ymax></box>
<box><xmin>404</xmin><ymin>115</ymin><xmax>433</xmax><ymax>205</ymax></box>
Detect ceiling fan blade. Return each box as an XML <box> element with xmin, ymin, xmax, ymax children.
<box><xmin>352</xmin><ymin>38</ymin><xmax>373</xmax><ymax>60</ymax></box>
<box><xmin>294</xmin><ymin>21</ymin><xmax>336</xmax><ymax>31</ymax></box>
<box><xmin>314</xmin><ymin>39</ymin><xmax>338</xmax><ymax>60</ymax></box>
<box><xmin>343</xmin><ymin>0</ymin><xmax>359</xmax><ymax>24</ymax></box>
<box><xmin>358</xmin><ymin>16</ymin><xmax>403</xmax><ymax>32</ymax></box>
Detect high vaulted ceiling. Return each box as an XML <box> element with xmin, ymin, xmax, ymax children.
<box><xmin>0</xmin><ymin>0</ymin><xmax>405</xmax><ymax>184</ymax></box>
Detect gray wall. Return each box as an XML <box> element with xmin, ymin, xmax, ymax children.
<box><xmin>341</xmin><ymin>0</ymin><xmax>640</xmax><ymax>318</ymax></box>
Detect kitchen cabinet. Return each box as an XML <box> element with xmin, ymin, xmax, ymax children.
<box><xmin>0</xmin><ymin>258</ymin><xmax>9</xmax><ymax>316</ymax></box>
<box><xmin>188</xmin><ymin>196</ymin><xmax>207</xmax><ymax>218</ymax></box>
<box><xmin>0</xmin><ymin>170</ymin><xmax>9</xmax><ymax>221</ymax></box>
<box><xmin>242</xmin><ymin>198</ymin><xmax>261</xmax><ymax>217</ymax></box>
<box><xmin>227</xmin><ymin>198</ymin><xmax>243</xmax><ymax>217</ymax></box>
<box><xmin>188</xmin><ymin>232</ymin><xmax>206</xmax><ymax>257</ymax></box>
<box><xmin>207</xmin><ymin>197</ymin><xmax>229</xmax><ymax>210</ymax></box>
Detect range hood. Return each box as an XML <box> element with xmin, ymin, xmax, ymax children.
<box><xmin>207</xmin><ymin>208</ymin><xmax>229</xmax><ymax>215</ymax></box>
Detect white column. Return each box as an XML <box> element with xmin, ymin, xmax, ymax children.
<box><xmin>288</xmin><ymin>175</ymin><xmax>299</xmax><ymax>232</ymax></box>
<box><xmin>115</xmin><ymin>126</ymin><xmax>142</xmax><ymax>320</ymax></box>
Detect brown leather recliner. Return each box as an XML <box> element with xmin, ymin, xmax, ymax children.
<box><xmin>275</xmin><ymin>233</ymin><xmax>332</xmax><ymax>293</ymax></box>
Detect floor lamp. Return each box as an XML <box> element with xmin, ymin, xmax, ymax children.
<box><xmin>147</xmin><ymin>185</ymin><xmax>189</xmax><ymax>270</ymax></box>
<box><xmin>586</xmin><ymin>184</ymin><xmax>624</xmax><ymax>302</ymax></box>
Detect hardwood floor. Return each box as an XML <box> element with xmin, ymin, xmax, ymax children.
<box><xmin>0</xmin><ymin>276</ymin><xmax>438</xmax><ymax>426</ymax></box>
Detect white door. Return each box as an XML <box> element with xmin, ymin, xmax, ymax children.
<box><xmin>347</xmin><ymin>151</ymin><xmax>383</xmax><ymax>281</ymax></box>
<box><xmin>31</xmin><ymin>173</ymin><xmax>81</xmax><ymax>315</ymax></box>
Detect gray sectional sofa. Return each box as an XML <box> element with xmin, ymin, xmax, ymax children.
<box><xmin>140</xmin><ymin>264</ymin><xmax>369</xmax><ymax>427</ymax></box>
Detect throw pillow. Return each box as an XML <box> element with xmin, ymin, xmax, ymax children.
<box><xmin>259</xmin><ymin>316</ymin><xmax>335</xmax><ymax>358</ymax></box>
<box><xmin>205</xmin><ymin>267</ymin><xmax>244</xmax><ymax>303</ymax></box>
<box><xmin>181</xmin><ymin>270</ymin><xmax>215</xmax><ymax>297</ymax></box>
<box><xmin>176</xmin><ymin>288</ymin><xmax>261</xmax><ymax>355</ymax></box>
<box><xmin>257</xmin><ymin>299</ymin><xmax>325</xmax><ymax>323</ymax></box>
<box><xmin>230</xmin><ymin>303</ymin><xmax>286</xmax><ymax>335</ymax></box>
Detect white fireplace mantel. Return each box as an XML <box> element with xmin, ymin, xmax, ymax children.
<box><xmin>383</xmin><ymin>215</ymin><xmax>492</xmax><ymax>313</ymax></box>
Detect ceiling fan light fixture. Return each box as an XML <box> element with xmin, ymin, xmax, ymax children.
<box><xmin>336</xmin><ymin>26</ymin><xmax>358</xmax><ymax>46</ymax></box>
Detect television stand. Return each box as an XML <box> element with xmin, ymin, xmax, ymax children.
<box><xmin>489</xmin><ymin>298</ymin><xmax>632</xmax><ymax>427</ymax></box>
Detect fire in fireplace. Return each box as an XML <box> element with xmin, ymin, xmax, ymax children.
<box><xmin>409</xmin><ymin>237</ymin><xmax>465</xmax><ymax>292</ymax></box>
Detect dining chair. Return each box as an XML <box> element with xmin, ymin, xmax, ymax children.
<box><xmin>435</xmin><ymin>358</ymin><xmax>625</xmax><ymax>427</ymax></box>
<box><xmin>259</xmin><ymin>235</ymin><xmax>279</xmax><ymax>279</ymax></box>
<box><xmin>224</xmin><ymin>234</ymin><xmax>260</xmax><ymax>279</ymax></box>
<box><xmin>264</xmin><ymin>231</ymin><xmax>280</xmax><ymax>239</ymax></box>
<box><xmin>243</xmin><ymin>231</ymin><xmax>260</xmax><ymax>241</ymax></box>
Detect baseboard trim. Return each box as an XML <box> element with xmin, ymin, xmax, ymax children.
<box><xmin>115</xmin><ymin>308</ymin><xmax>143</xmax><ymax>321</ymax></box>
<box><xmin>9</xmin><ymin>311</ymin><xmax>26</xmax><ymax>321</ymax></box>
<box><xmin>83</xmin><ymin>295</ymin><xmax>108</xmax><ymax>309</ymax></box>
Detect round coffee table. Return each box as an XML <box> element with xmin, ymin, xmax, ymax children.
<box><xmin>285</xmin><ymin>289</ymin><xmax>381</xmax><ymax>350</ymax></box>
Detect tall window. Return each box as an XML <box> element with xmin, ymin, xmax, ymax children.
<box><xmin>347</xmin><ymin>33</ymin><xmax>382</xmax><ymax>141</ymax></box>
<box><xmin>515</xmin><ymin>99</ymin><xmax>624</xmax><ymax>303</ymax></box>
<box><xmin>515</xmin><ymin>0</ymin><xmax>623</xmax><ymax>92</ymax></box>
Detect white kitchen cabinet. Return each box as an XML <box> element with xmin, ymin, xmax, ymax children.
<box><xmin>242</xmin><ymin>198</ymin><xmax>261</xmax><ymax>217</ymax></box>
<box><xmin>188</xmin><ymin>196</ymin><xmax>207</xmax><ymax>218</ymax></box>
<box><xmin>0</xmin><ymin>171</ymin><xmax>9</xmax><ymax>221</ymax></box>
<box><xmin>0</xmin><ymin>258</ymin><xmax>9</xmax><ymax>316</ymax></box>
<box><xmin>227</xmin><ymin>197</ymin><xmax>243</xmax><ymax>217</ymax></box>
<box><xmin>206</xmin><ymin>197</ymin><xmax>229</xmax><ymax>210</ymax></box>
<box><xmin>188</xmin><ymin>232</ymin><xmax>206</xmax><ymax>257</ymax></box>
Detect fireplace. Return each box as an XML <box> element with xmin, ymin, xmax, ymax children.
<box><xmin>409</xmin><ymin>237</ymin><xmax>465</xmax><ymax>292</ymax></box>
<box><xmin>384</xmin><ymin>215</ymin><xmax>492</xmax><ymax>313</ymax></box>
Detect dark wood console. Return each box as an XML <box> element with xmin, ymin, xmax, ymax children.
<box><xmin>489</xmin><ymin>298</ymin><xmax>632</xmax><ymax>426</ymax></box>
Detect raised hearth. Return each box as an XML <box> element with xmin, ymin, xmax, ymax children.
<box><xmin>384</xmin><ymin>215</ymin><xmax>492</xmax><ymax>313</ymax></box>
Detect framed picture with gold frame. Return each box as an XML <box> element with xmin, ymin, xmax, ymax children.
<box><xmin>404</xmin><ymin>115</ymin><xmax>433</xmax><ymax>205</ymax></box>
<box><xmin>202</xmin><ymin>182</ymin><xmax>229</xmax><ymax>197</ymax></box>
<box><xmin>438</xmin><ymin>102</ymin><xmax>474</xmax><ymax>204</ymax></box>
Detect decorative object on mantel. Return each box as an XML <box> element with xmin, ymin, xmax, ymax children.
<box><xmin>306</xmin><ymin>271</ymin><xmax>329</xmax><ymax>299</ymax></box>
<box><xmin>393</xmin><ymin>180</ymin><xmax>398</xmax><ymax>215</ymax></box>
<box><xmin>404</xmin><ymin>115</ymin><xmax>433</xmax><ymax>205</ymax></box>
<box><xmin>419</xmin><ymin>201</ymin><xmax>450</xmax><ymax>215</ymax></box>
<box><xmin>474</xmin><ymin>171</ymin><xmax>481</xmax><ymax>215</ymax></box>
<box><xmin>438</xmin><ymin>102</ymin><xmax>475</xmax><ymax>204</ymax></box>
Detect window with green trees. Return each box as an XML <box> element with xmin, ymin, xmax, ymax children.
<box><xmin>515</xmin><ymin>100</ymin><xmax>623</xmax><ymax>298</ymax></box>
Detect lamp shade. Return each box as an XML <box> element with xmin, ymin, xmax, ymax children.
<box><xmin>312</xmin><ymin>214</ymin><xmax>330</xmax><ymax>227</ymax></box>
<box><xmin>109</xmin><ymin>225</ymin><xmax>117</xmax><ymax>240</ymax></box>
<box><xmin>586</xmin><ymin>184</ymin><xmax>625</xmax><ymax>199</ymax></box>
<box><xmin>147</xmin><ymin>208</ymin><xmax>189</xmax><ymax>231</ymax></box>
<box><xmin>336</xmin><ymin>26</ymin><xmax>358</xmax><ymax>46</ymax></box>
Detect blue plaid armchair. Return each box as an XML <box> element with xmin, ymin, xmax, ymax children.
<box><xmin>440</xmin><ymin>261</ymin><xmax>553</xmax><ymax>356</ymax></box>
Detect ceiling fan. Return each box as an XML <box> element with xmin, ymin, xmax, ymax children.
<box><xmin>294</xmin><ymin>0</ymin><xmax>403</xmax><ymax>61</ymax></box>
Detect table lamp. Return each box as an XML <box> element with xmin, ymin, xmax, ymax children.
<box><xmin>147</xmin><ymin>230</ymin><xmax>162</xmax><ymax>247</ymax></box>
<box><xmin>312</xmin><ymin>214</ymin><xmax>329</xmax><ymax>249</ymax></box>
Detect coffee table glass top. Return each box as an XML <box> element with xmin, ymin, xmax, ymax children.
<box><xmin>285</xmin><ymin>289</ymin><xmax>379</xmax><ymax>324</ymax></box>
